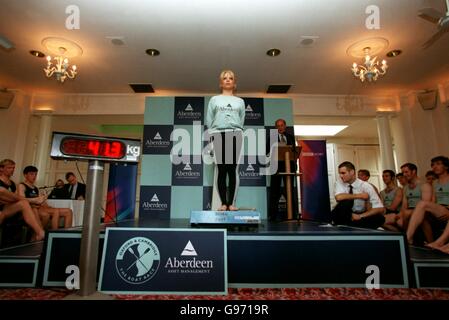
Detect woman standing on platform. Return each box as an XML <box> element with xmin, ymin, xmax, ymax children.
<box><xmin>206</xmin><ymin>70</ymin><xmax>245</xmax><ymax>211</ymax></box>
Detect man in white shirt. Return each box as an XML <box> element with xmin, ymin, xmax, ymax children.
<box><xmin>332</xmin><ymin>161</ymin><xmax>385</xmax><ymax>229</ymax></box>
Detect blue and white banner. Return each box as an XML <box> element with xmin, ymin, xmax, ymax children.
<box><xmin>106</xmin><ymin>163</ymin><xmax>138</xmax><ymax>222</ymax></box>
<box><xmin>99</xmin><ymin>228</ymin><xmax>227</xmax><ymax>294</ymax></box>
<box><xmin>299</xmin><ymin>140</ymin><xmax>331</xmax><ymax>222</ymax></box>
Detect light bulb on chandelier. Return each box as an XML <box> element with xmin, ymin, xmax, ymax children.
<box><xmin>351</xmin><ymin>47</ymin><xmax>388</xmax><ymax>83</ymax></box>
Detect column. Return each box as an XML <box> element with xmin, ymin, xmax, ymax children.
<box><xmin>35</xmin><ymin>113</ymin><xmax>53</xmax><ymax>186</ymax></box>
<box><xmin>376</xmin><ymin>112</ymin><xmax>395</xmax><ymax>171</ymax></box>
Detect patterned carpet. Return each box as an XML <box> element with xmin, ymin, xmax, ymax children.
<box><xmin>1</xmin><ymin>288</ymin><xmax>449</xmax><ymax>300</ymax></box>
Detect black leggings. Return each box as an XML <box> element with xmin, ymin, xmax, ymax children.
<box><xmin>211</xmin><ymin>131</ymin><xmax>243</xmax><ymax>206</ymax></box>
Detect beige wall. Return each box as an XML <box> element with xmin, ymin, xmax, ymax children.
<box><xmin>2</xmin><ymin>88</ymin><xmax>448</xmax><ymax>184</ymax></box>
<box><xmin>391</xmin><ymin>91</ymin><xmax>449</xmax><ymax>177</ymax></box>
<box><xmin>0</xmin><ymin>91</ymin><xmax>32</xmax><ymax>180</ymax></box>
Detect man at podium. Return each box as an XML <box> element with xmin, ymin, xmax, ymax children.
<box><xmin>268</xmin><ymin>119</ymin><xmax>300</xmax><ymax>221</ymax></box>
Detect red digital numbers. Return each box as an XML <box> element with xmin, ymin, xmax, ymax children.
<box><xmin>61</xmin><ymin>138</ymin><xmax>125</xmax><ymax>159</ymax></box>
<box><xmin>87</xmin><ymin>140</ymin><xmax>100</xmax><ymax>156</ymax></box>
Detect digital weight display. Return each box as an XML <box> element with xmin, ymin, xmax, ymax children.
<box><xmin>61</xmin><ymin>137</ymin><xmax>125</xmax><ymax>159</ymax></box>
<box><xmin>50</xmin><ymin>132</ymin><xmax>141</xmax><ymax>163</ymax></box>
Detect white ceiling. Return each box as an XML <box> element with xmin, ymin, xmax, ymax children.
<box><xmin>1</xmin><ymin>0</ymin><xmax>449</xmax><ymax>95</ymax></box>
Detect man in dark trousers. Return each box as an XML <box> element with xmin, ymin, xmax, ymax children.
<box><xmin>268</xmin><ymin>119</ymin><xmax>299</xmax><ymax>221</ymax></box>
<box><xmin>64</xmin><ymin>172</ymin><xmax>86</xmax><ymax>200</ymax></box>
<box><xmin>331</xmin><ymin>161</ymin><xmax>385</xmax><ymax>229</ymax></box>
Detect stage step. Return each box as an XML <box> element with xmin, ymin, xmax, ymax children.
<box><xmin>409</xmin><ymin>246</ymin><xmax>449</xmax><ymax>290</ymax></box>
<box><xmin>0</xmin><ymin>220</ymin><xmax>448</xmax><ymax>290</ymax></box>
<box><xmin>40</xmin><ymin>230</ymin><xmax>105</xmax><ymax>287</ymax></box>
<box><xmin>0</xmin><ymin>242</ymin><xmax>43</xmax><ymax>288</ymax></box>
<box><xmin>227</xmin><ymin>226</ymin><xmax>411</xmax><ymax>288</ymax></box>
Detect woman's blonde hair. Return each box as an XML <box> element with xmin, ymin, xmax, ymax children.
<box><xmin>219</xmin><ymin>70</ymin><xmax>237</xmax><ymax>91</ymax></box>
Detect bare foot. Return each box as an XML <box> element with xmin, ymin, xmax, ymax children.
<box><xmin>436</xmin><ymin>243</ymin><xmax>449</xmax><ymax>254</ymax></box>
<box><xmin>31</xmin><ymin>230</ymin><xmax>45</xmax><ymax>242</ymax></box>
<box><xmin>217</xmin><ymin>205</ymin><xmax>228</xmax><ymax>211</ymax></box>
<box><xmin>228</xmin><ymin>205</ymin><xmax>239</xmax><ymax>211</ymax></box>
<box><xmin>425</xmin><ymin>241</ymin><xmax>445</xmax><ymax>250</ymax></box>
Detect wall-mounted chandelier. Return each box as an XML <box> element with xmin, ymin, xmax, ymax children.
<box><xmin>41</xmin><ymin>37</ymin><xmax>82</xmax><ymax>83</ymax></box>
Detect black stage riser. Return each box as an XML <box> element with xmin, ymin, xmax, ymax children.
<box><xmin>227</xmin><ymin>235</ymin><xmax>409</xmax><ymax>288</ymax></box>
<box><xmin>38</xmin><ymin>230</ymin><xmax>410</xmax><ymax>289</ymax></box>
<box><xmin>3</xmin><ymin>221</ymin><xmax>449</xmax><ymax>290</ymax></box>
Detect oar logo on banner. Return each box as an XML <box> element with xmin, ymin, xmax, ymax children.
<box><xmin>115</xmin><ymin>237</ymin><xmax>160</xmax><ymax>284</ymax></box>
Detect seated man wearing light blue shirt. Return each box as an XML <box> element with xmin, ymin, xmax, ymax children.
<box><xmin>332</xmin><ymin>161</ymin><xmax>385</xmax><ymax>229</ymax></box>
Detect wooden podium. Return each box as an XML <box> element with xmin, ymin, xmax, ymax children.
<box><xmin>275</xmin><ymin>145</ymin><xmax>301</xmax><ymax>220</ymax></box>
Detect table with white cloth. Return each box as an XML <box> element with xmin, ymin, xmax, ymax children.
<box><xmin>46</xmin><ymin>199</ymin><xmax>85</xmax><ymax>227</ymax></box>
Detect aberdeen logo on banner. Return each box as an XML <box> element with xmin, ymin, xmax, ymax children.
<box><xmin>174</xmin><ymin>97</ymin><xmax>204</xmax><ymax>124</ymax></box>
<box><xmin>142</xmin><ymin>193</ymin><xmax>167</xmax><ymax>210</ymax></box>
<box><xmin>181</xmin><ymin>241</ymin><xmax>197</xmax><ymax>256</ymax></box>
<box><xmin>164</xmin><ymin>239</ymin><xmax>214</xmax><ymax>274</ymax></box>
<box><xmin>242</xmin><ymin>97</ymin><xmax>264</xmax><ymax>125</ymax></box>
<box><xmin>238</xmin><ymin>156</ymin><xmax>266</xmax><ymax>186</ymax></box>
<box><xmin>172</xmin><ymin>160</ymin><xmax>203</xmax><ymax>186</ymax></box>
<box><xmin>143</xmin><ymin>125</ymin><xmax>173</xmax><ymax>155</ymax></box>
<box><xmin>139</xmin><ymin>186</ymin><xmax>171</xmax><ymax>219</ymax></box>
<box><xmin>99</xmin><ymin>228</ymin><xmax>226</xmax><ymax>294</ymax></box>
<box><xmin>153</xmin><ymin>132</ymin><xmax>162</xmax><ymax>140</ymax></box>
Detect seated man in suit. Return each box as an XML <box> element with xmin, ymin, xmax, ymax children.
<box><xmin>64</xmin><ymin>172</ymin><xmax>86</xmax><ymax>200</ymax></box>
<box><xmin>268</xmin><ymin>118</ymin><xmax>300</xmax><ymax>221</ymax></box>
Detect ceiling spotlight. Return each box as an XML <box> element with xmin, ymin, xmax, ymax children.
<box><xmin>266</xmin><ymin>48</ymin><xmax>281</xmax><ymax>57</ymax></box>
<box><xmin>146</xmin><ymin>48</ymin><xmax>160</xmax><ymax>56</ymax></box>
<box><xmin>386</xmin><ymin>49</ymin><xmax>402</xmax><ymax>57</ymax></box>
<box><xmin>29</xmin><ymin>50</ymin><xmax>45</xmax><ymax>58</ymax></box>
